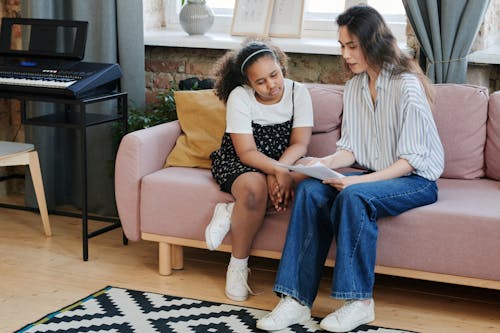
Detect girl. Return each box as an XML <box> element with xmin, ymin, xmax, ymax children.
<box><xmin>257</xmin><ymin>5</ymin><xmax>444</xmax><ymax>332</ymax></box>
<box><xmin>206</xmin><ymin>38</ymin><xmax>314</xmax><ymax>302</ymax></box>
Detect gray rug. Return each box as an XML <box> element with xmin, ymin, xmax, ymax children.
<box><xmin>16</xmin><ymin>286</ymin><xmax>418</xmax><ymax>332</ymax></box>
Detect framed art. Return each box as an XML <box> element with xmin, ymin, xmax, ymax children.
<box><xmin>231</xmin><ymin>0</ymin><xmax>274</xmax><ymax>36</ymax></box>
<box><xmin>269</xmin><ymin>0</ymin><xmax>305</xmax><ymax>38</ymax></box>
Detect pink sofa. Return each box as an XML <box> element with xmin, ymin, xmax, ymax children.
<box><xmin>115</xmin><ymin>83</ymin><xmax>500</xmax><ymax>290</ymax></box>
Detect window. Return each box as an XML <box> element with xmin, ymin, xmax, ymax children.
<box><xmin>367</xmin><ymin>0</ymin><xmax>406</xmax><ymax>40</ymax></box>
<box><xmin>206</xmin><ymin>0</ymin><xmax>235</xmax><ymax>15</ymax></box>
<box><xmin>302</xmin><ymin>0</ymin><xmax>406</xmax><ymax>39</ymax></box>
<box><xmin>157</xmin><ymin>0</ymin><xmax>406</xmax><ymax>41</ymax></box>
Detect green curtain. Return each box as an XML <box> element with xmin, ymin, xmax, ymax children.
<box><xmin>402</xmin><ymin>0</ymin><xmax>490</xmax><ymax>83</ymax></box>
<box><xmin>22</xmin><ymin>0</ymin><xmax>145</xmax><ymax>216</ymax></box>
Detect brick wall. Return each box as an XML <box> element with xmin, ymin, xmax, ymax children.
<box><xmin>145</xmin><ymin>46</ymin><xmax>350</xmax><ymax>104</ymax></box>
<box><xmin>0</xmin><ymin>0</ymin><xmax>22</xmax><ymax>142</ymax></box>
<box><xmin>0</xmin><ymin>0</ymin><xmax>23</xmax><ymax>197</ymax></box>
<box><xmin>493</xmin><ymin>65</ymin><xmax>500</xmax><ymax>91</ymax></box>
<box><xmin>145</xmin><ymin>45</ymin><xmax>500</xmax><ymax>103</ymax></box>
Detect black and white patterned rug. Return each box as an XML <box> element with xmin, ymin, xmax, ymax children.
<box><xmin>16</xmin><ymin>286</ymin><xmax>418</xmax><ymax>333</ymax></box>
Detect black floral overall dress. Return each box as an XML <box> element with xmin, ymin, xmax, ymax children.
<box><xmin>210</xmin><ymin>83</ymin><xmax>295</xmax><ymax>193</ymax></box>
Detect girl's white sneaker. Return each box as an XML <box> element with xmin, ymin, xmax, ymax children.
<box><xmin>205</xmin><ymin>202</ymin><xmax>234</xmax><ymax>250</ymax></box>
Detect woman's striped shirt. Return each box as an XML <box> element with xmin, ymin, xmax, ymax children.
<box><xmin>337</xmin><ymin>67</ymin><xmax>444</xmax><ymax>181</ymax></box>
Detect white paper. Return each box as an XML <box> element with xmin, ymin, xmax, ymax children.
<box><xmin>277</xmin><ymin>162</ymin><xmax>345</xmax><ymax>180</ymax></box>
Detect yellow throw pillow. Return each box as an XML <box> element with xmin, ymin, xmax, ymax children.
<box><xmin>165</xmin><ymin>89</ymin><xmax>226</xmax><ymax>169</ymax></box>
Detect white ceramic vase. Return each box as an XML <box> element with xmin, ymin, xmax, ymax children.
<box><xmin>179</xmin><ymin>0</ymin><xmax>214</xmax><ymax>35</ymax></box>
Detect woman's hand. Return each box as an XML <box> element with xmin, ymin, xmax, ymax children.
<box><xmin>304</xmin><ymin>150</ymin><xmax>355</xmax><ymax>169</ymax></box>
<box><xmin>301</xmin><ymin>156</ymin><xmax>322</xmax><ymax>166</ymax></box>
<box><xmin>322</xmin><ymin>174</ymin><xmax>364</xmax><ymax>191</ymax></box>
<box><xmin>323</xmin><ymin>158</ymin><xmax>415</xmax><ymax>191</ymax></box>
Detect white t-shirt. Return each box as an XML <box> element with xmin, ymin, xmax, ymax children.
<box><xmin>225</xmin><ymin>78</ymin><xmax>314</xmax><ymax>134</ymax></box>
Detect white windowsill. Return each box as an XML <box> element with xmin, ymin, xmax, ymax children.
<box><xmin>144</xmin><ymin>29</ymin><xmax>413</xmax><ymax>56</ymax></box>
<box><xmin>144</xmin><ymin>29</ymin><xmax>342</xmax><ymax>55</ymax></box>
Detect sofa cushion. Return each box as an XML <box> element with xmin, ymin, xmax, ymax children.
<box><xmin>304</xmin><ymin>84</ymin><xmax>344</xmax><ymax>158</ymax></box>
<box><xmin>375</xmin><ymin>178</ymin><xmax>500</xmax><ymax>281</ymax></box>
<box><xmin>305</xmin><ymin>83</ymin><xmax>344</xmax><ymax>134</ymax></box>
<box><xmin>141</xmin><ymin>167</ymin><xmax>233</xmax><ymax>238</ymax></box>
<box><xmin>485</xmin><ymin>91</ymin><xmax>500</xmax><ymax>180</ymax></box>
<box><xmin>165</xmin><ymin>89</ymin><xmax>226</xmax><ymax>169</ymax></box>
<box><xmin>431</xmin><ymin>84</ymin><xmax>488</xmax><ymax>179</ymax></box>
<box><xmin>307</xmin><ymin>131</ymin><xmax>340</xmax><ymax>157</ymax></box>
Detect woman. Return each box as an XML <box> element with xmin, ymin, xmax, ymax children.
<box><xmin>206</xmin><ymin>38</ymin><xmax>314</xmax><ymax>302</ymax></box>
<box><xmin>257</xmin><ymin>5</ymin><xmax>444</xmax><ymax>332</ymax></box>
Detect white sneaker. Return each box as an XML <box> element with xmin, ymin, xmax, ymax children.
<box><xmin>205</xmin><ymin>202</ymin><xmax>234</xmax><ymax>251</ymax></box>
<box><xmin>225</xmin><ymin>266</ymin><xmax>256</xmax><ymax>301</ymax></box>
<box><xmin>256</xmin><ymin>296</ymin><xmax>311</xmax><ymax>331</ymax></box>
<box><xmin>319</xmin><ymin>299</ymin><xmax>375</xmax><ymax>332</ymax></box>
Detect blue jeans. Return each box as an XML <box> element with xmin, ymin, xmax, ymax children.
<box><xmin>273</xmin><ymin>174</ymin><xmax>438</xmax><ymax>307</ymax></box>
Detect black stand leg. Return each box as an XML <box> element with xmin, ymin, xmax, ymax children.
<box><xmin>81</xmin><ymin>106</ymin><xmax>89</xmax><ymax>261</ymax></box>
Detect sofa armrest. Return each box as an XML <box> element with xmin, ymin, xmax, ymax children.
<box><xmin>115</xmin><ymin>121</ymin><xmax>181</xmax><ymax>241</ymax></box>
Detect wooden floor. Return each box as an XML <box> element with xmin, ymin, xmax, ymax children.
<box><xmin>1</xmin><ymin>207</ymin><xmax>500</xmax><ymax>333</ymax></box>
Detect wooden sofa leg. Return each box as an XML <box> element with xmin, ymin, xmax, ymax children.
<box><xmin>158</xmin><ymin>242</ymin><xmax>172</xmax><ymax>276</ymax></box>
<box><xmin>171</xmin><ymin>245</ymin><xmax>184</xmax><ymax>270</ymax></box>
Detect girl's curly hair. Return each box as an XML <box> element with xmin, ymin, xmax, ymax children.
<box><xmin>212</xmin><ymin>36</ymin><xmax>288</xmax><ymax>104</ymax></box>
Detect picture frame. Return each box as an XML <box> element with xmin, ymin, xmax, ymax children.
<box><xmin>269</xmin><ymin>0</ymin><xmax>305</xmax><ymax>38</ymax></box>
<box><xmin>231</xmin><ymin>0</ymin><xmax>274</xmax><ymax>36</ymax></box>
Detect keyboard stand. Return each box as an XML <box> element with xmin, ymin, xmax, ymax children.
<box><xmin>0</xmin><ymin>90</ymin><xmax>128</xmax><ymax>261</ymax></box>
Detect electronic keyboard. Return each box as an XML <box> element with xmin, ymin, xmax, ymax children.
<box><xmin>0</xmin><ymin>59</ymin><xmax>122</xmax><ymax>99</ymax></box>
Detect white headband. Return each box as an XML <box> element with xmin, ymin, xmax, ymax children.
<box><xmin>240</xmin><ymin>48</ymin><xmax>275</xmax><ymax>74</ymax></box>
